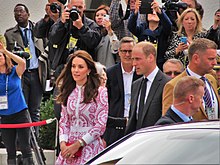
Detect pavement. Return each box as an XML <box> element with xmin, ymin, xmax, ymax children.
<box><xmin>0</xmin><ymin>148</ymin><xmax>55</xmax><ymax>165</ymax></box>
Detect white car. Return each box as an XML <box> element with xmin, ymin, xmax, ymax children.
<box><xmin>86</xmin><ymin>120</ymin><xmax>220</xmax><ymax>164</ymax></box>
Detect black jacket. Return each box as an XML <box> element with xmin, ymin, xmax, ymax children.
<box><xmin>48</xmin><ymin>15</ymin><xmax>102</xmax><ymax>73</ymax></box>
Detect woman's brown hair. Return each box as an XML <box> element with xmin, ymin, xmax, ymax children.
<box><xmin>56</xmin><ymin>50</ymin><xmax>100</xmax><ymax>106</ymax></box>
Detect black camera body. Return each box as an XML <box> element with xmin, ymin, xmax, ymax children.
<box><xmin>68</xmin><ymin>6</ymin><xmax>80</xmax><ymax>21</ymax></box>
<box><xmin>162</xmin><ymin>0</ymin><xmax>187</xmax><ymax>11</ymax></box>
<box><xmin>13</xmin><ymin>51</ymin><xmax>30</xmax><ymax>59</ymax></box>
<box><xmin>50</xmin><ymin>3</ymin><xmax>61</xmax><ymax>13</ymax></box>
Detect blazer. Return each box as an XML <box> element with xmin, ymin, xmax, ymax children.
<box><xmin>162</xmin><ymin>70</ymin><xmax>220</xmax><ymax>121</ymax></box>
<box><xmin>103</xmin><ymin>63</ymin><xmax>141</xmax><ymax>146</ymax></box>
<box><xmin>155</xmin><ymin>107</ymin><xmax>185</xmax><ymax>125</ymax></box>
<box><xmin>4</xmin><ymin>21</ymin><xmax>44</xmax><ymax>54</ymax></box>
<box><xmin>125</xmin><ymin>70</ymin><xmax>171</xmax><ymax>135</ymax></box>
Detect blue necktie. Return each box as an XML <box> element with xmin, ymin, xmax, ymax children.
<box><xmin>200</xmin><ymin>77</ymin><xmax>212</xmax><ymax>109</ymax></box>
<box><xmin>23</xmin><ymin>28</ymin><xmax>28</xmax><ymax>47</ymax></box>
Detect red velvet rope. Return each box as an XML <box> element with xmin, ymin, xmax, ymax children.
<box><xmin>0</xmin><ymin>118</ymin><xmax>56</xmax><ymax>128</ymax></box>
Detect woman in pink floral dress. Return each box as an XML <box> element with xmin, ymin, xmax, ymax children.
<box><xmin>55</xmin><ymin>50</ymin><xmax>108</xmax><ymax>164</ymax></box>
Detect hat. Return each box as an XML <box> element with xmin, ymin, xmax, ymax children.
<box><xmin>213</xmin><ymin>50</ymin><xmax>220</xmax><ymax>70</ymax></box>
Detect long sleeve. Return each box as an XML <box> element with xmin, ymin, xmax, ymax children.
<box><xmin>59</xmin><ymin>106</ymin><xmax>71</xmax><ymax>142</ymax></box>
<box><xmin>82</xmin><ymin>87</ymin><xmax>108</xmax><ymax>145</ymax></box>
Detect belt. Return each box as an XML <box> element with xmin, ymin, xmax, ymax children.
<box><xmin>25</xmin><ymin>68</ymin><xmax>38</xmax><ymax>73</ymax></box>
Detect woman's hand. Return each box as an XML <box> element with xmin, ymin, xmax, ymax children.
<box><xmin>60</xmin><ymin>141</ymin><xmax>81</xmax><ymax>159</ymax></box>
<box><xmin>176</xmin><ymin>42</ymin><xmax>188</xmax><ymax>55</ymax></box>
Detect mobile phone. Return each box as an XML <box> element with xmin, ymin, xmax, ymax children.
<box><xmin>103</xmin><ymin>14</ymin><xmax>109</xmax><ymax>21</ymax></box>
<box><xmin>180</xmin><ymin>36</ymin><xmax>187</xmax><ymax>44</ymax></box>
<box><xmin>139</xmin><ymin>0</ymin><xmax>153</xmax><ymax>15</ymax></box>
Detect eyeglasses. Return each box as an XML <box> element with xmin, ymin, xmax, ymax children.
<box><xmin>164</xmin><ymin>71</ymin><xmax>181</xmax><ymax>76</ymax></box>
<box><xmin>120</xmin><ymin>50</ymin><xmax>132</xmax><ymax>54</ymax></box>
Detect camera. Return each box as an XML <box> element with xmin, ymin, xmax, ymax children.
<box><xmin>162</xmin><ymin>0</ymin><xmax>187</xmax><ymax>12</ymax></box>
<box><xmin>68</xmin><ymin>6</ymin><xmax>80</xmax><ymax>21</ymax></box>
<box><xmin>50</xmin><ymin>3</ymin><xmax>61</xmax><ymax>13</ymax></box>
<box><xmin>13</xmin><ymin>51</ymin><xmax>30</xmax><ymax>59</ymax></box>
<box><xmin>13</xmin><ymin>42</ymin><xmax>30</xmax><ymax>59</ymax></box>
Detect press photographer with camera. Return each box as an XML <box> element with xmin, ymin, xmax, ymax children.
<box><xmin>4</xmin><ymin>4</ymin><xmax>44</xmax><ymax>136</ymax></box>
<box><xmin>127</xmin><ymin>0</ymin><xmax>172</xmax><ymax>70</ymax></box>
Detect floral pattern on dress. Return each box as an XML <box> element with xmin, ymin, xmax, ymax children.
<box><xmin>55</xmin><ymin>86</ymin><xmax>108</xmax><ymax>165</ymax></box>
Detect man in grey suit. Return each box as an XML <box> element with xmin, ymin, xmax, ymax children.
<box><xmin>155</xmin><ymin>76</ymin><xmax>205</xmax><ymax>125</ymax></box>
<box><xmin>125</xmin><ymin>41</ymin><xmax>170</xmax><ymax>134</ymax></box>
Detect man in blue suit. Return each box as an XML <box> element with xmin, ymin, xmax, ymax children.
<box><xmin>125</xmin><ymin>41</ymin><xmax>170</xmax><ymax>134</ymax></box>
<box><xmin>155</xmin><ymin>76</ymin><xmax>205</xmax><ymax>125</ymax></box>
<box><xmin>103</xmin><ymin>37</ymin><xmax>141</xmax><ymax>146</ymax></box>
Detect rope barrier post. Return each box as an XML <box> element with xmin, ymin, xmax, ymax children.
<box><xmin>26</xmin><ymin>112</ymin><xmax>46</xmax><ymax>165</ymax></box>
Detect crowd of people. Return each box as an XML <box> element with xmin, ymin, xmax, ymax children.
<box><xmin>0</xmin><ymin>0</ymin><xmax>219</xmax><ymax>164</ymax></box>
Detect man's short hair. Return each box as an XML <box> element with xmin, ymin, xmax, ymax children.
<box><xmin>174</xmin><ymin>76</ymin><xmax>205</xmax><ymax>101</ymax></box>
<box><xmin>163</xmin><ymin>58</ymin><xmax>184</xmax><ymax>72</ymax></box>
<box><xmin>14</xmin><ymin>3</ymin><xmax>29</xmax><ymax>14</ymax></box>
<box><xmin>119</xmin><ymin>37</ymin><xmax>136</xmax><ymax>48</ymax></box>
<box><xmin>135</xmin><ymin>41</ymin><xmax>157</xmax><ymax>58</ymax></box>
<box><xmin>188</xmin><ymin>38</ymin><xmax>217</xmax><ymax>61</ymax></box>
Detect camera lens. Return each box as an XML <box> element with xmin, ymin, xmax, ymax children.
<box><xmin>50</xmin><ymin>3</ymin><xmax>60</xmax><ymax>13</ymax></box>
<box><xmin>69</xmin><ymin>8</ymin><xmax>79</xmax><ymax>21</ymax></box>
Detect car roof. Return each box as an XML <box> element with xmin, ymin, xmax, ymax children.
<box><xmin>87</xmin><ymin>120</ymin><xmax>220</xmax><ymax>164</ymax></box>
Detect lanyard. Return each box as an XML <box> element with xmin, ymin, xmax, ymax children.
<box><xmin>186</xmin><ymin>69</ymin><xmax>215</xmax><ymax>107</ymax></box>
<box><xmin>5</xmin><ymin>75</ymin><xmax>8</xmax><ymax>96</ymax></box>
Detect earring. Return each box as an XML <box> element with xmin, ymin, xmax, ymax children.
<box><xmin>87</xmin><ymin>73</ymin><xmax>89</xmax><ymax>76</ymax></box>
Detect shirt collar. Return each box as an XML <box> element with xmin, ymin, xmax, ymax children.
<box><xmin>121</xmin><ymin>63</ymin><xmax>135</xmax><ymax>74</ymax></box>
<box><xmin>144</xmin><ymin>66</ymin><xmax>159</xmax><ymax>82</ymax></box>
<box><xmin>186</xmin><ymin>66</ymin><xmax>203</xmax><ymax>79</ymax></box>
<box><xmin>171</xmin><ymin>105</ymin><xmax>191</xmax><ymax>122</ymax></box>
<box><xmin>19</xmin><ymin>22</ymin><xmax>30</xmax><ymax>31</ymax></box>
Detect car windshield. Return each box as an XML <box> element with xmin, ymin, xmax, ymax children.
<box><xmin>89</xmin><ymin>127</ymin><xmax>220</xmax><ymax>164</ymax></box>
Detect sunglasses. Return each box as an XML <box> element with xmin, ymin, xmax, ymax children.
<box><xmin>164</xmin><ymin>71</ymin><xmax>181</xmax><ymax>76</ymax></box>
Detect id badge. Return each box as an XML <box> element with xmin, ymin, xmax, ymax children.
<box><xmin>0</xmin><ymin>95</ymin><xmax>8</xmax><ymax>110</ymax></box>
<box><xmin>66</xmin><ymin>36</ymin><xmax>78</xmax><ymax>49</ymax></box>
<box><xmin>206</xmin><ymin>107</ymin><xmax>215</xmax><ymax>120</ymax></box>
<box><xmin>24</xmin><ymin>47</ymin><xmax>32</xmax><ymax>59</ymax></box>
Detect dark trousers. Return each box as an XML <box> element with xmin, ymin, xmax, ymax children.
<box><xmin>1</xmin><ymin>110</ymin><xmax>32</xmax><ymax>159</ymax></box>
<box><xmin>22</xmin><ymin>69</ymin><xmax>43</xmax><ymax>134</ymax></box>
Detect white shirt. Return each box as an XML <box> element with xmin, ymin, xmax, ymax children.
<box><xmin>121</xmin><ymin>64</ymin><xmax>135</xmax><ymax>117</ymax></box>
<box><xmin>187</xmin><ymin>67</ymin><xmax>218</xmax><ymax>119</ymax></box>
<box><xmin>136</xmin><ymin>67</ymin><xmax>159</xmax><ymax>119</ymax></box>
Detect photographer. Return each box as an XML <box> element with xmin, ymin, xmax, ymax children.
<box><xmin>49</xmin><ymin>0</ymin><xmax>101</xmax><ymax>67</ymax></box>
<box><xmin>4</xmin><ymin>4</ymin><xmax>44</xmax><ymax>136</ymax></box>
<box><xmin>128</xmin><ymin>0</ymin><xmax>172</xmax><ymax>70</ymax></box>
<box><xmin>0</xmin><ymin>37</ymin><xmax>34</xmax><ymax>164</ymax></box>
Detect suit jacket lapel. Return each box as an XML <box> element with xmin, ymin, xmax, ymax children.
<box><xmin>116</xmin><ymin>63</ymin><xmax>124</xmax><ymax>97</ymax></box>
<box><xmin>167</xmin><ymin>108</ymin><xmax>184</xmax><ymax>122</ymax></box>
<box><xmin>140</xmin><ymin>70</ymin><xmax>162</xmax><ymax>125</ymax></box>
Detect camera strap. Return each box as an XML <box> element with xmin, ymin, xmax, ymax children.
<box><xmin>119</xmin><ymin>0</ymin><xmax>130</xmax><ymax>20</ymax></box>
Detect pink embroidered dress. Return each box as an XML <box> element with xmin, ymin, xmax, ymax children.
<box><xmin>55</xmin><ymin>85</ymin><xmax>108</xmax><ymax>165</ymax></box>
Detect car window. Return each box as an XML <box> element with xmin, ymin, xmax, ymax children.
<box><xmin>89</xmin><ymin>129</ymin><xmax>220</xmax><ymax>164</ymax></box>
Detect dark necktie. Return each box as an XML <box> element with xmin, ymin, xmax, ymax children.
<box><xmin>23</xmin><ymin>28</ymin><xmax>28</xmax><ymax>47</ymax></box>
<box><xmin>137</xmin><ymin>78</ymin><xmax>148</xmax><ymax>129</ymax></box>
<box><xmin>200</xmin><ymin>77</ymin><xmax>212</xmax><ymax>109</ymax></box>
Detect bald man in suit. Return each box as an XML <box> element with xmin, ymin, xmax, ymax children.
<box><xmin>125</xmin><ymin>41</ymin><xmax>170</xmax><ymax>135</ymax></box>
<box><xmin>163</xmin><ymin>38</ymin><xmax>220</xmax><ymax>121</ymax></box>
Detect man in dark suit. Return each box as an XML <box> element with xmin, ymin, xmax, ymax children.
<box><xmin>103</xmin><ymin>37</ymin><xmax>141</xmax><ymax>146</ymax></box>
<box><xmin>125</xmin><ymin>41</ymin><xmax>171</xmax><ymax>135</ymax></box>
<box><xmin>163</xmin><ymin>38</ymin><xmax>220</xmax><ymax>121</ymax></box>
<box><xmin>156</xmin><ymin>76</ymin><xmax>205</xmax><ymax>125</ymax></box>
<box><xmin>4</xmin><ymin>4</ymin><xmax>44</xmax><ymax>133</ymax></box>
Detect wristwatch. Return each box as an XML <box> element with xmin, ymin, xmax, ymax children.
<box><xmin>78</xmin><ymin>139</ymin><xmax>85</xmax><ymax>147</ymax></box>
